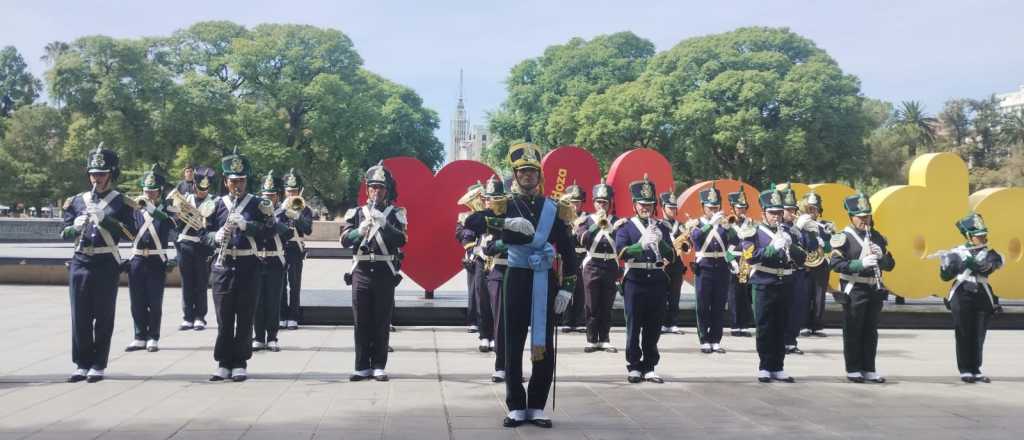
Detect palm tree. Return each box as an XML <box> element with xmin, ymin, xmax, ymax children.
<box><xmin>39</xmin><ymin>41</ymin><xmax>69</xmax><ymax>66</ymax></box>
<box><xmin>893</xmin><ymin>101</ymin><xmax>937</xmax><ymax>156</ymax></box>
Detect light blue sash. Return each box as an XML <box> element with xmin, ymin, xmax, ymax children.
<box><xmin>507</xmin><ymin>199</ymin><xmax>557</xmax><ymax>361</ymax></box>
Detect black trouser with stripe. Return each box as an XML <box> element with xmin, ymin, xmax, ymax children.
<box><xmin>352</xmin><ymin>263</ymin><xmax>397</xmax><ymax>371</ymax></box>
<box><xmin>255</xmin><ymin>263</ymin><xmax>284</xmax><ymax>344</ymax></box>
<box><xmin>474</xmin><ymin>259</ymin><xmax>495</xmax><ymax>340</ymax></box>
<box><xmin>489</xmin><ymin>266</ymin><xmax>507</xmax><ymax>372</ymax></box>
<box><xmin>841</xmin><ymin>285</ymin><xmax>884</xmax><ymax>374</ymax></box>
<box><xmin>465</xmin><ymin>259</ymin><xmax>479</xmax><ymax>327</ymax></box>
<box><xmin>584</xmin><ymin>261</ymin><xmax>619</xmax><ymax>344</ymax></box>
<box><xmin>728</xmin><ymin>275</ymin><xmax>754</xmax><ymax>330</ymax></box>
<box><xmin>695</xmin><ymin>264</ymin><xmax>729</xmax><ymax>344</ymax></box>
<box><xmin>128</xmin><ymin>255</ymin><xmax>166</xmax><ymax>341</ymax></box>
<box><xmin>624</xmin><ymin>276</ymin><xmax>667</xmax><ymax>373</ymax></box>
<box><xmin>663</xmin><ymin>261</ymin><xmax>685</xmax><ymax>328</ymax></box>
<box><xmin>562</xmin><ymin>256</ymin><xmax>586</xmax><ymax>328</ymax></box>
<box><xmin>805</xmin><ymin>266</ymin><xmax>830</xmax><ymax>332</ymax></box>
<box><xmin>280</xmin><ymin>245</ymin><xmax>305</xmax><ymax>322</ymax></box>
<box><xmin>211</xmin><ymin>257</ymin><xmax>260</xmax><ymax>369</ymax></box>
<box><xmin>177</xmin><ymin>240</ymin><xmax>211</xmax><ymax>323</ymax></box>
<box><xmin>69</xmin><ymin>254</ymin><xmax>120</xmax><ymax>370</ymax></box>
<box><xmin>753</xmin><ymin>280</ymin><xmax>791</xmax><ymax>372</ymax></box>
<box><xmin>950</xmin><ymin>284</ymin><xmax>993</xmax><ymax>375</ymax></box>
<box><xmin>784</xmin><ymin>270</ymin><xmax>809</xmax><ymax>347</ymax></box>
<box><xmin>502</xmin><ymin>268</ymin><xmax>556</xmax><ymax>411</ymax></box>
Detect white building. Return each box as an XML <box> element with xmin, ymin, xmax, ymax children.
<box><xmin>997</xmin><ymin>85</ymin><xmax>1024</xmax><ymax>114</ymax></box>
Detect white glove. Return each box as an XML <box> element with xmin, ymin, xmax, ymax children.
<box><xmin>358</xmin><ymin>218</ymin><xmax>374</xmax><ymax>236</ymax></box>
<box><xmin>504</xmin><ymin>218</ymin><xmax>536</xmax><ymax>236</ymax></box>
<box><xmin>730</xmin><ymin>260</ymin><xmax>740</xmax><ymax>275</ymax></box>
<box><xmin>817</xmin><ymin>237</ymin><xmax>825</xmax><ymax>248</ymax></box>
<box><xmin>87</xmin><ymin>206</ymin><xmax>105</xmax><ymax>224</ymax></box>
<box><xmin>869</xmin><ymin>243</ymin><xmax>883</xmax><ymax>256</ymax></box>
<box><xmin>861</xmin><ymin>254</ymin><xmax>879</xmax><ymax>268</ymax></box>
<box><xmin>771</xmin><ymin>235</ymin><xmax>788</xmax><ymax>251</ymax></box>
<box><xmin>955</xmin><ymin>248</ymin><xmax>972</xmax><ymax>260</ymax></box>
<box><xmin>285</xmin><ymin>209</ymin><xmax>300</xmax><ymax>220</ymax></box>
<box><xmin>143</xmin><ymin>199</ymin><xmax>156</xmax><ymax>214</ymax></box>
<box><xmin>73</xmin><ymin>215</ymin><xmax>88</xmax><ymax>231</ymax></box>
<box><xmin>165</xmin><ymin>204</ymin><xmax>180</xmax><ymax>214</ymax></box>
<box><xmin>554</xmin><ymin>290</ymin><xmax>572</xmax><ymax>314</ymax></box>
<box><xmin>794</xmin><ymin>214</ymin><xmax>812</xmax><ymax>231</ymax></box>
<box><xmin>709</xmin><ymin>212</ymin><xmax>725</xmax><ymax>225</ymax></box>
<box><xmin>227</xmin><ymin>213</ymin><xmax>246</xmax><ymax>231</ymax></box>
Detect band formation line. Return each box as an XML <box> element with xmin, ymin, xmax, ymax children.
<box><xmin>60</xmin><ymin>142</ymin><xmax>1005</xmax><ymax>429</ymax></box>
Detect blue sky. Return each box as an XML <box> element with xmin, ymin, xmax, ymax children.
<box><xmin>3</xmin><ymin>0</ymin><xmax>1022</xmax><ymax>153</ymax></box>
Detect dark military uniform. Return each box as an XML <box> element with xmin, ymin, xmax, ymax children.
<box><xmin>829</xmin><ymin>194</ymin><xmax>895</xmax><ymax>383</ymax></box>
<box><xmin>659</xmin><ymin>191</ymin><xmax>687</xmax><ymax>334</ymax></box>
<box><xmin>576</xmin><ymin>182</ymin><xmax>621</xmax><ymax>352</ymax></box>
<box><xmin>61</xmin><ymin>146</ymin><xmax>137</xmax><ymax>383</ymax></box>
<box><xmin>726</xmin><ymin>189</ymin><xmax>754</xmax><ymax>337</ymax></box>
<box><xmin>456</xmin><ymin>183</ymin><xmax>484</xmax><ymax>333</ymax></box>
<box><xmin>205</xmin><ymin>150</ymin><xmax>273</xmax><ymax>382</ymax></box>
<box><xmin>743</xmin><ymin>189</ymin><xmax>806</xmax><ymax>382</ymax></box>
<box><xmin>340</xmin><ymin>164</ymin><xmax>407</xmax><ymax>381</ymax></box>
<box><xmin>616</xmin><ymin>177</ymin><xmax>675</xmax><ymax>383</ymax></box>
<box><xmin>126</xmin><ymin>166</ymin><xmax>176</xmax><ymax>353</ymax></box>
<box><xmin>940</xmin><ymin>213</ymin><xmax>1003</xmax><ymax>383</ymax></box>
<box><xmin>253</xmin><ymin>172</ymin><xmax>292</xmax><ymax>352</ymax></box>
<box><xmin>483</xmin><ymin>144</ymin><xmax>577</xmax><ymax>428</ymax></box>
<box><xmin>464</xmin><ymin>176</ymin><xmax>511</xmax><ymax>378</ymax></box>
<box><xmin>691</xmin><ymin>185</ymin><xmax>731</xmax><ymax>353</ymax></box>
<box><xmin>797</xmin><ymin>192</ymin><xmax>833</xmax><ymax>337</ymax></box>
<box><xmin>280</xmin><ymin>169</ymin><xmax>313</xmax><ymax>330</ymax></box>
<box><xmin>174</xmin><ymin>174</ymin><xmax>215</xmax><ymax>330</ymax></box>
<box><xmin>560</xmin><ymin>184</ymin><xmax>588</xmax><ymax>333</ymax></box>
<box><xmin>778</xmin><ymin>186</ymin><xmax>809</xmax><ymax>355</ymax></box>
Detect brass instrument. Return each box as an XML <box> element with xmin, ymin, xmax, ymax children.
<box><xmin>284</xmin><ymin>195</ymin><xmax>306</xmax><ymax>218</ymax></box>
<box><xmin>490</xmin><ymin>195</ymin><xmax>508</xmax><ymax>216</ymax></box>
<box><xmin>726</xmin><ymin>214</ymin><xmax>739</xmax><ymax>225</ymax></box>
<box><xmin>458</xmin><ymin>185</ymin><xmax>485</xmax><ymax>212</ymax></box>
<box><xmin>594</xmin><ymin>209</ymin><xmax>610</xmax><ymax>230</ymax></box>
<box><xmin>675</xmin><ymin>217</ymin><xmax>699</xmax><ymax>256</ymax></box>
<box><xmin>167</xmin><ymin>189</ymin><xmax>206</xmax><ymax>231</ymax></box>
<box><xmin>795</xmin><ymin>201</ymin><xmax>829</xmax><ymax>268</ymax></box>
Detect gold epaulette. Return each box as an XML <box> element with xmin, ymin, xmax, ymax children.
<box><xmin>736</xmin><ymin>223</ymin><xmax>757</xmax><ymax>239</ymax></box>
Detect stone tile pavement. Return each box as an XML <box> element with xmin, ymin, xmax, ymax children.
<box><xmin>1</xmin><ymin>284</ymin><xmax>1023</xmax><ymax>440</ymax></box>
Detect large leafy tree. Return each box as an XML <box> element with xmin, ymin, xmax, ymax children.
<box><xmin>575</xmin><ymin>27</ymin><xmax>869</xmax><ymax>186</ymax></box>
<box><xmin>485</xmin><ymin>32</ymin><xmax>656</xmax><ymax>167</ymax></box>
<box><xmin>892</xmin><ymin>100</ymin><xmax>937</xmax><ymax>156</ymax></box>
<box><xmin>0</xmin><ymin>46</ymin><xmax>43</xmax><ymax>118</ymax></box>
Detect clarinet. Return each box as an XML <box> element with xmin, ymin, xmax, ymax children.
<box><xmin>865</xmin><ymin>224</ymin><xmax>883</xmax><ymax>290</ymax></box>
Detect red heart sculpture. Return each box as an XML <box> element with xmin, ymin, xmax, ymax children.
<box><xmin>542</xmin><ymin>145</ymin><xmax>603</xmax><ymax>214</ymax></box>
<box><xmin>606</xmin><ymin>148</ymin><xmax>674</xmax><ymax>219</ymax></box>
<box><xmin>360</xmin><ymin>157</ymin><xmax>496</xmax><ymax>292</ymax></box>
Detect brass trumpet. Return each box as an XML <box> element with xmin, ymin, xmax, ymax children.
<box><xmin>458</xmin><ymin>185</ymin><xmax>485</xmax><ymax>212</ymax></box>
<box><xmin>285</xmin><ymin>195</ymin><xmax>306</xmax><ymax>219</ymax></box>
<box><xmin>167</xmin><ymin>189</ymin><xmax>206</xmax><ymax>231</ymax></box>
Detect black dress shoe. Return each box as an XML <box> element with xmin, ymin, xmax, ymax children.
<box><xmin>387</xmin><ymin>346</ymin><xmax>394</xmax><ymax>353</ymax></box>
<box><xmin>757</xmin><ymin>377</ymin><xmax>771</xmax><ymax>383</ymax></box>
<box><xmin>67</xmin><ymin>374</ymin><xmax>87</xmax><ymax>383</ymax></box>
<box><xmin>603</xmin><ymin>346</ymin><xmax>618</xmax><ymax>353</ymax></box>
<box><xmin>787</xmin><ymin>347</ymin><xmax>804</xmax><ymax>355</ymax></box>
<box><xmin>777</xmin><ymin>376</ymin><xmax>796</xmax><ymax>383</ymax></box>
<box><xmin>813</xmin><ymin>331</ymin><xmax>828</xmax><ymax>337</ymax></box>
<box><xmin>847</xmin><ymin>376</ymin><xmax>865</xmax><ymax>383</ymax></box>
<box><xmin>961</xmin><ymin>376</ymin><xmax>976</xmax><ymax>384</ymax></box>
<box><xmin>799</xmin><ymin>330</ymin><xmax>813</xmax><ymax>337</ymax></box>
<box><xmin>492</xmin><ymin>376</ymin><xmax>505</xmax><ymax>384</ymax></box>
<box><xmin>529</xmin><ymin>419</ymin><xmax>553</xmax><ymax>428</ymax></box>
<box><xmin>713</xmin><ymin>347</ymin><xmax>727</xmax><ymax>354</ymax></box>
<box><xmin>232</xmin><ymin>375</ymin><xmax>247</xmax><ymax>382</ymax></box>
<box><xmin>730</xmin><ymin>330</ymin><xmax>742</xmax><ymax>337</ymax></box>
<box><xmin>374</xmin><ymin>374</ymin><xmax>389</xmax><ymax>382</ymax></box>
<box><xmin>503</xmin><ymin>417</ymin><xmax>524</xmax><ymax>428</ymax></box>
<box><xmin>208</xmin><ymin>375</ymin><xmax>225</xmax><ymax>382</ymax></box>
<box><xmin>627</xmin><ymin>375</ymin><xmax>643</xmax><ymax>384</ymax></box>
<box><xmin>700</xmin><ymin>348</ymin><xmax>713</xmax><ymax>354</ymax></box>
<box><xmin>975</xmin><ymin>375</ymin><xmax>991</xmax><ymax>383</ymax></box>
<box><xmin>584</xmin><ymin>346</ymin><xmax>597</xmax><ymax>353</ymax></box>
<box><xmin>349</xmin><ymin>374</ymin><xmax>368</xmax><ymax>382</ymax></box>
<box><xmin>86</xmin><ymin>375</ymin><xmax>104</xmax><ymax>383</ymax></box>
<box><xmin>741</xmin><ymin>331</ymin><xmax>753</xmax><ymax>337</ymax></box>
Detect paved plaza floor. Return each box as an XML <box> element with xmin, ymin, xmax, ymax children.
<box><xmin>1</xmin><ymin>284</ymin><xmax>1023</xmax><ymax>440</ymax></box>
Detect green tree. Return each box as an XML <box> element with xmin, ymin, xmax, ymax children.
<box><xmin>1000</xmin><ymin>109</ymin><xmax>1024</xmax><ymax>150</ymax></box>
<box><xmin>892</xmin><ymin>100</ymin><xmax>937</xmax><ymax>156</ymax></box>
<box><xmin>939</xmin><ymin>99</ymin><xmax>970</xmax><ymax>146</ymax></box>
<box><xmin>40</xmin><ymin>41</ymin><xmax>70</xmax><ymax>66</ymax></box>
<box><xmin>0</xmin><ymin>46</ymin><xmax>43</xmax><ymax>117</ymax></box>
<box><xmin>0</xmin><ymin>104</ymin><xmax>76</xmax><ymax>207</ymax></box>
<box><xmin>486</xmin><ymin>31</ymin><xmax>656</xmax><ymax>164</ymax></box>
<box><xmin>575</xmin><ymin>27</ymin><xmax>869</xmax><ymax>186</ymax></box>
<box><xmin>967</xmin><ymin>95</ymin><xmax>1007</xmax><ymax>168</ymax></box>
